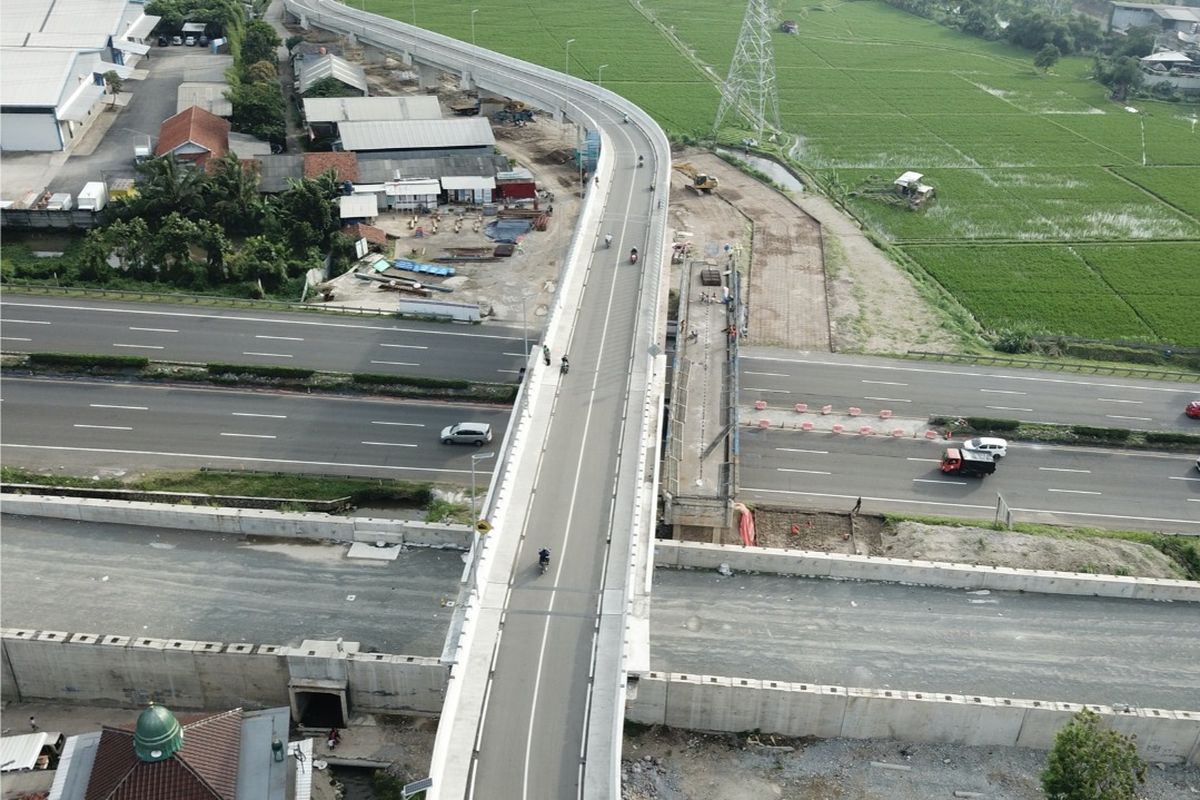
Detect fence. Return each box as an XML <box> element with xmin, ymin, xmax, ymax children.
<box><xmin>906</xmin><ymin>350</ymin><xmax>1200</xmax><ymax>382</ymax></box>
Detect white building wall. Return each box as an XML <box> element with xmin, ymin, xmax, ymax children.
<box><xmin>1110</xmin><ymin>6</ymin><xmax>1158</xmax><ymax>31</ymax></box>
<box><xmin>0</xmin><ymin>112</ymin><xmax>63</xmax><ymax>152</ymax></box>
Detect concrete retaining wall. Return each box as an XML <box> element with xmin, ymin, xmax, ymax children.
<box><xmin>0</xmin><ymin>628</ymin><xmax>447</xmax><ymax>715</ymax></box>
<box><xmin>655</xmin><ymin>541</ymin><xmax>1200</xmax><ymax>602</ymax></box>
<box><xmin>627</xmin><ymin>672</ymin><xmax>1200</xmax><ymax>766</ymax></box>
<box><xmin>0</xmin><ymin>494</ymin><xmax>471</xmax><ymax>549</ymax></box>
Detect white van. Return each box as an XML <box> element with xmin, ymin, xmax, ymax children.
<box><xmin>440</xmin><ymin>422</ymin><xmax>493</xmax><ymax>446</ymax></box>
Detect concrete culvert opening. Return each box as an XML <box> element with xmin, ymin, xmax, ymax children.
<box><xmin>292</xmin><ymin>689</ymin><xmax>348</xmax><ymax>728</ymax></box>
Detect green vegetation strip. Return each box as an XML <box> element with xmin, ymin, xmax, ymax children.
<box><xmin>883</xmin><ymin>513</ymin><xmax>1200</xmax><ymax>581</ymax></box>
<box><xmin>931</xmin><ymin>415</ymin><xmax>1200</xmax><ymax>451</ymax></box>
<box><xmin>7</xmin><ymin>354</ymin><xmax>516</xmax><ymax>404</ymax></box>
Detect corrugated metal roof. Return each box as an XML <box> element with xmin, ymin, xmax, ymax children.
<box><xmin>58</xmin><ymin>73</ymin><xmax>107</xmax><ymax>122</ymax></box>
<box><xmin>250</xmin><ymin>154</ymin><xmax>304</xmax><ymax>192</ymax></box>
<box><xmin>122</xmin><ymin>13</ymin><xmax>160</xmax><ymax>41</ymax></box>
<box><xmin>354</xmin><ymin>152</ymin><xmax>508</xmax><ymax>182</ymax></box>
<box><xmin>114</xmin><ymin>38</ymin><xmax>149</xmax><ymax>55</ymax></box>
<box><xmin>385</xmin><ymin>179</ymin><xmax>440</xmax><ymax>195</ymax></box>
<box><xmin>0</xmin><ymin>48</ymin><xmax>90</xmax><ymax>108</ymax></box>
<box><xmin>49</xmin><ymin>731</ymin><xmax>102</xmax><ymax>800</ymax></box>
<box><xmin>1</xmin><ymin>732</ymin><xmax>55</xmax><ymax>772</ymax></box>
<box><xmin>291</xmin><ymin>738</ymin><xmax>313</xmax><ymax>800</ymax></box>
<box><xmin>177</xmin><ymin>82</ymin><xmax>233</xmax><ymax>116</ymax></box>
<box><xmin>441</xmin><ymin>175</ymin><xmax>495</xmax><ymax>191</ymax></box>
<box><xmin>340</xmin><ymin>194</ymin><xmax>378</xmax><ymax>218</ymax></box>
<box><xmin>304</xmin><ymin>95</ymin><xmax>441</xmax><ymax>123</ymax></box>
<box><xmin>338</xmin><ymin>118</ymin><xmax>495</xmax><ymax>152</ymax></box>
<box><xmin>297</xmin><ymin>54</ymin><xmax>367</xmax><ymax>95</ymax></box>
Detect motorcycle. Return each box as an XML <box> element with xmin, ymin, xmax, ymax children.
<box><xmin>560</xmin><ymin>358</ymin><xmax>570</xmax><ymax>375</ymax></box>
<box><xmin>638</xmin><ymin>156</ymin><xmax>644</xmax><ymax>168</ymax></box>
<box><xmin>630</xmin><ymin>248</ymin><xmax>639</xmax><ymax>265</ymax></box>
<box><xmin>604</xmin><ymin>234</ymin><xmax>613</xmax><ymax>249</ymax></box>
<box><xmin>538</xmin><ymin>549</ymin><xmax>550</xmax><ymax>574</ymax></box>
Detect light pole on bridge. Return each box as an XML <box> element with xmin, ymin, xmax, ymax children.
<box><xmin>564</xmin><ymin>38</ymin><xmax>576</xmax><ymax>78</ymax></box>
<box><xmin>471</xmin><ymin>8</ymin><xmax>479</xmax><ymax>46</ymax></box>
<box><xmin>597</xmin><ymin>63</ymin><xmax>608</xmax><ymax>89</ymax></box>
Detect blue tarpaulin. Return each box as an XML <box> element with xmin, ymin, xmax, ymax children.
<box><xmin>484</xmin><ymin>219</ymin><xmax>533</xmax><ymax>243</ymax></box>
<box><xmin>392</xmin><ymin>259</ymin><xmax>456</xmax><ymax>277</ymax></box>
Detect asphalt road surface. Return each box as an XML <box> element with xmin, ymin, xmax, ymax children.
<box><xmin>0</xmin><ymin>296</ymin><xmax>529</xmax><ymax>382</ymax></box>
<box><xmin>0</xmin><ymin>377</ymin><xmax>511</xmax><ymax>481</ymax></box>
<box><xmin>739</xmin><ymin>427</ymin><xmax>1200</xmax><ymax>534</ymax></box>
<box><xmin>0</xmin><ymin>515</ymin><xmax>463</xmax><ymax>654</ymax></box>
<box><xmin>651</xmin><ymin>570</ymin><xmax>1200</xmax><ymax>711</ymax></box>
<box><xmin>741</xmin><ymin>349</ymin><xmax>1200</xmax><ymax>432</ymax></box>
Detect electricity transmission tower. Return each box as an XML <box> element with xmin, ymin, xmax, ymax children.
<box><xmin>713</xmin><ymin>0</ymin><xmax>781</xmax><ymax>140</ymax></box>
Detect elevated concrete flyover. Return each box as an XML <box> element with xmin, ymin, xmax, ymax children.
<box><xmin>281</xmin><ymin>1</ymin><xmax>671</xmax><ymax>798</ymax></box>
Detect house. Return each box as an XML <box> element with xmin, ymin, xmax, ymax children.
<box><xmin>1108</xmin><ymin>1</ymin><xmax>1200</xmax><ymax>33</ymax></box>
<box><xmin>335</xmin><ymin>118</ymin><xmax>495</xmax><ymax>155</ymax></box>
<box><xmin>1138</xmin><ymin>49</ymin><xmax>1200</xmax><ymax>93</ymax></box>
<box><xmin>297</xmin><ymin>53</ymin><xmax>368</xmax><ymax>96</ymax></box>
<box><xmin>177</xmin><ymin>82</ymin><xmax>233</xmax><ymax>116</ymax></box>
<box><xmin>46</xmin><ymin>703</ymin><xmax>311</xmax><ymax>800</ymax></box>
<box><xmin>250</xmin><ymin>153</ymin><xmax>305</xmax><ymax>192</ymax></box>
<box><xmin>303</xmin><ymin>95</ymin><xmax>442</xmax><ymax>139</ymax></box>
<box><xmin>155</xmin><ymin>105</ymin><xmax>230</xmax><ymax>168</ymax></box>
<box><xmin>441</xmin><ymin>175</ymin><xmax>495</xmax><ymax>205</ymax></box>
<box><xmin>305</xmin><ymin>151</ymin><xmax>359</xmax><ymax>183</ymax></box>
<box><xmin>340</xmin><ymin>193</ymin><xmax>379</xmax><ymax>223</ymax></box>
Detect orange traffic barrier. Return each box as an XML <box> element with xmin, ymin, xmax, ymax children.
<box><xmin>794</xmin><ymin>403</ymin><xmax>808</xmax><ymax>413</ymax></box>
<box><xmin>832</xmin><ymin>424</ymin><xmax>844</xmax><ymax>433</ymax></box>
<box><xmin>754</xmin><ymin>400</ymin><xmax>767</xmax><ymax>411</ymax></box>
<box><xmin>892</xmin><ymin>428</ymin><xmax>905</xmax><ymax>437</ymax></box>
<box><xmin>821</xmin><ymin>404</ymin><xmax>833</xmax><ymax>415</ymax></box>
<box><xmin>880</xmin><ymin>409</ymin><xmax>893</xmax><ymax>419</ymax></box>
<box><xmin>848</xmin><ymin>407</ymin><xmax>861</xmax><ymax>417</ymax></box>
<box><xmin>758</xmin><ymin>419</ymin><xmax>771</xmax><ymax>428</ymax></box>
<box><xmin>859</xmin><ymin>426</ymin><xmax>873</xmax><ymax>435</ymax></box>
<box><xmin>801</xmin><ymin>421</ymin><xmax>814</xmax><ymax>431</ymax></box>
<box><xmin>924</xmin><ymin>429</ymin><xmax>938</xmax><ymax>439</ymax></box>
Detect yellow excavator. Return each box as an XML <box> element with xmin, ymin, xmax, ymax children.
<box><xmin>673</xmin><ymin>162</ymin><xmax>718</xmax><ymax>194</ymax></box>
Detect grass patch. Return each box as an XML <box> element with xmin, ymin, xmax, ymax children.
<box><xmin>883</xmin><ymin>513</ymin><xmax>1200</xmax><ymax>580</ymax></box>
<box><xmin>1</xmin><ymin>466</ymin><xmax>433</xmax><ymax>505</ymax></box>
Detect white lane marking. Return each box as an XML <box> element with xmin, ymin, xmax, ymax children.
<box><xmin>0</xmin><ymin>301</ymin><xmax>526</xmax><ymax>342</ymax></box>
<box><xmin>986</xmin><ymin>405</ymin><xmax>1033</xmax><ymax>412</ymax></box>
<box><xmin>980</xmin><ymin>388</ymin><xmax>1026</xmax><ymax>395</ymax></box>
<box><xmin>73</xmin><ymin>424</ymin><xmax>132</xmax><ymax>431</ymax></box>
<box><xmin>1039</xmin><ymin>467</ymin><xmax>1091</xmax><ymax>474</ymax></box>
<box><xmin>907</xmin><ymin>457</ymin><xmax>941</xmax><ymax>463</ymax></box>
<box><xmin>497</xmin><ymin>368</ymin><xmax>522</xmax><ymax>374</ymax></box>
<box><xmin>1</xmin><ymin>337</ymin><xmax>32</xmax><ymax>342</ymax></box>
<box><xmin>231</xmin><ymin>412</ymin><xmax>287</xmax><ymax>419</ymax></box>
<box><xmin>502</xmin><ymin>351</ymin><xmax>528</xmax><ymax>357</ymax></box>
<box><xmin>1048</xmin><ymin>488</ymin><xmax>1102</xmax><ymax>495</ymax></box>
<box><xmin>741</xmin><ymin>486</ymin><xmax>1200</xmax><ymax>526</ymax></box>
<box><xmin>380</xmin><ymin>343</ymin><xmax>428</xmax><ymax>350</ymax></box>
<box><xmin>1097</xmin><ymin>398</ymin><xmax>1143</xmax><ymax>404</ymax></box>
<box><xmin>1105</xmin><ymin>414</ymin><xmax>1152</xmax><ymax>422</ymax></box>
<box><xmin>89</xmin><ymin>404</ymin><xmax>147</xmax><ymax>411</ymax></box>
<box><xmin>1</xmin><ymin>443</ymin><xmax>483</xmax><ymax>475</ymax></box>
<box><xmin>370</xmin><ymin>360</ymin><xmax>418</xmax><ymax>367</ymax></box>
<box><xmin>777</xmin><ymin>468</ymin><xmax>832</xmax><ymax>475</ymax></box>
<box><xmin>242</xmin><ymin>351</ymin><xmax>292</xmax><ymax>358</ymax></box>
<box><xmin>914</xmin><ymin>478</ymin><xmax>965</xmax><ymax>485</ymax></box>
<box><xmin>862</xmin><ymin>379</ymin><xmax>907</xmax><ymax>386</ymax></box>
<box><xmin>113</xmin><ymin>343</ymin><xmax>164</xmax><ymax>350</ymax></box>
<box><xmin>129</xmin><ymin>326</ymin><xmax>178</xmax><ymax>333</ymax></box>
<box><xmin>220</xmin><ymin>432</ymin><xmax>276</xmax><ymax>439</ymax></box>
<box><xmin>742</xmin><ymin>354</ymin><xmax>1191</xmax><ymax>394</ymax></box>
<box><xmin>1169</xmin><ymin>476</ymin><xmax>1200</xmax><ymax>482</ymax></box>
<box><xmin>776</xmin><ymin>447</ymin><xmax>828</xmax><ymax>454</ymax></box>
<box><xmin>371</xmin><ymin>421</ymin><xmax>424</xmax><ymax>427</ymax></box>
<box><xmin>746</xmin><ymin>370</ymin><xmax>790</xmax><ymax>377</ymax></box>
<box><xmin>255</xmin><ymin>334</ymin><xmax>304</xmax><ymax>342</ymax></box>
<box><xmin>3</xmin><ymin>319</ymin><xmax>51</xmax><ymax>325</ymax></box>
<box><xmin>743</xmin><ymin>387</ymin><xmax>791</xmax><ymax>394</ymax></box>
<box><xmin>362</xmin><ymin>441</ymin><xmax>418</xmax><ymax>448</ymax></box>
<box><xmin>863</xmin><ymin>396</ymin><xmax>911</xmax><ymax>403</ymax></box>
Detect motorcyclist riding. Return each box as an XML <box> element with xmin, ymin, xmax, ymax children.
<box><xmin>638</xmin><ymin>155</ymin><xmax>644</xmax><ymax>168</ymax></box>
<box><xmin>560</xmin><ymin>355</ymin><xmax>570</xmax><ymax>374</ymax></box>
<box><xmin>604</xmin><ymin>233</ymin><xmax>613</xmax><ymax>248</ymax></box>
<box><xmin>538</xmin><ymin>548</ymin><xmax>551</xmax><ymax>573</ymax></box>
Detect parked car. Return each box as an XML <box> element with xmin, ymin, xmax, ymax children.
<box><xmin>198</xmin><ymin>34</ymin><xmax>209</xmax><ymax>46</ymax></box>
<box><xmin>171</xmin><ymin>35</ymin><xmax>183</xmax><ymax>45</ymax></box>
<box><xmin>184</xmin><ymin>35</ymin><xmax>197</xmax><ymax>46</ymax></box>
<box><xmin>440</xmin><ymin>422</ymin><xmax>493</xmax><ymax>446</ymax></box>
<box><xmin>157</xmin><ymin>34</ymin><xmax>168</xmax><ymax>46</ymax></box>
<box><xmin>1186</xmin><ymin>400</ymin><xmax>1200</xmax><ymax>419</ymax></box>
<box><xmin>962</xmin><ymin>436</ymin><xmax>1008</xmax><ymax>459</ymax></box>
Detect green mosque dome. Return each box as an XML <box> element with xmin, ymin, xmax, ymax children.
<box><xmin>133</xmin><ymin>703</ymin><xmax>184</xmax><ymax>762</ymax></box>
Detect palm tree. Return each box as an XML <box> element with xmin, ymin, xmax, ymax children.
<box><xmin>133</xmin><ymin>156</ymin><xmax>206</xmax><ymax>224</ymax></box>
<box><xmin>206</xmin><ymin>152</ymin><xmax>263</xmax><ymax>234</ymax></box>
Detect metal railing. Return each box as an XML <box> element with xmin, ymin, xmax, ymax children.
<box><xmin>905</xmin><ymin>350</ymin><xmax>1200</xmax><ymax>382</ymax></box>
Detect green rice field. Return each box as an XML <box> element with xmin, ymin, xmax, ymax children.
<box><xmin>379</xmin><ymin>0</ymin><xmax>1200</xmax><ymax>346</ymax></box>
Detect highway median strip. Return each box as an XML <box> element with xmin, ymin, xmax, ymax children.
<box><xmin>3</xmin><ymin>353</ymin><xmax>517</xmax><ymax>404</ymax></box>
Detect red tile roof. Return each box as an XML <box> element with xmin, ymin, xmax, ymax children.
<box><xmin>85</xmin><ymin>710</ymin><xmax>243</xmax><ymax>800</ymax></box>
<box><xmin>155</xmin><ymin>106</ymin><xmax>231</xmax><ymax>167</ymax></box>
<box><xmin>343</xmin><ymin>222</ymin><xmax>389</xmax><ymax>245</ymax></box>
<box><xmin>304</xmin><ymin>151</ymin><xmax>359</xmax><ymax>182</ymax></box>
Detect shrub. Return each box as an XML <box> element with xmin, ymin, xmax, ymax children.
<box><xmin>1070</xmin><ymin>425</ymin><xmax>1130</xmax><ymax>441</ymax></box>
<box><xmin>206</xmin><ymin>362</ymin><xmax>315</xmax><ymax>379</ymax></box>
<box><xmin>1144</xmin><ymin>431</ymin><xmax>1200</xmax><ymax>446</ymax></box>
<box><xmin>1155</xmin><ymin>536</ymin><xmax>1200</xmax><ymax>581</ymax></box>
<box><xmin>965</xmin><ymin>416</ymin><xmax>1021</xmax><ymax>431</ymax></box>
<box><xmin>28</xmin><ymin>352</ymin><xmax>149</xmax><ymax>369</ymax></box>
<box><xmin>351</xmin><ymin>372</ymin><xmax>470</xmax><ymax>390</ymax></box>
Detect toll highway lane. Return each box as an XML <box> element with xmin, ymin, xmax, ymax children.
<box><xmin>0</xmin><ymin>515</ymin><xmax>465</xmax><ymax>654</ymax></box>
<box><xmin>0</xmin><ymin>296</ymin><xmax>530</xmax><ymax>382</ymax></box>
<box><xmin>738</xmin><ymin>429</ymin><xmax>1200</xmax><ymax>534</ymax></box>
<box><xmin>0</xmin><ymin>377</ymin><xmax>511</xmax><ymax>480</ymax></box>
<box><xmin>740</xmin><ymin>348</ymin><xmax>1200</xmax><ymax>432</ymax></box>
<box><xmin>650</xmin><ymin>571</ymin><xmax>1200</xmax><ymax>711</ymax></box>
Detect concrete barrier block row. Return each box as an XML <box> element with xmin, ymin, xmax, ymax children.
<box><xmin>0</xmin><ymin>494</ymin><xmax>472</xmax><ymax>549</ymax></box>
<box><xmin>654</xmin><ymin>541</ymin><xmax>1200</xmax><ymax>603</ymax></box>
<box><xmin>627</xmin><ymin>672</ymin><xmax>1200</xmax><ymax>765</ymax></box>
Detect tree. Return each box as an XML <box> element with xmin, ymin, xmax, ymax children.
<box><xmin>102</xmin><ymin>70</ymin><xmax>124</xmax><ymax>107</ymax></box>
<box><xmin>245</xmin><ymin>59</ymin><xmax>278</xmax><ymax>83</ymax></box>
<box><xmin>1034</xmin><ymin>44</ymin><xmax>1061</xmax><ymax>73</ymax></box>
<box><xmin>240</xmin><ymin>20</ymin><xmax>281</xmax><ymax>70</ymax></box>
<box><xmin>1042</xmin><ymin>709</ymin><xmax>1146</xmax><ymax>800</ymax></box>
<box><xmin>228</xmin><ymin>235</ymin><xmax>289</xmax><ymax>290</ymax></box>
<box><xmin>302</xmin><ymin>76</ymin><xmax>361</xmax><ymax>98</ymax></box>
<box><xmin>131</xmin><ymin>156</ymin><xmax>207</xmax><ymax>224</ymax></box>
<box><xmin>205</xmin><ymin>152</ymin><xmax>263</xmax><ymax>235</ymax></box>
<box><xmin>228</xmin><ymin>80</ymin><xmax>286</xmax><ymax>145</ymax></box>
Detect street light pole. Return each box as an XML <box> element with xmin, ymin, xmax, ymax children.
<box><xmin>470</xmin><ymin>451</ymin><xmax>495</xmax><ymax>524</ymax></box>
<box><xmin>520</xmin><ymin>294</ymin><xmax>529</xmax><ymax>357</ymax></box>
<box><xmin>597</xmin><ymin>63</ymin><xmax>608</xmax><ymax>89</ymax></box>
<box><xmin>565</xmin><ymin>38</ymin><xmax>576</xmax><ymax>78</ymax></box>
<box><xmin>471</xmin><ymin>8</ymin><xmax>478</xmax><ymax>46</ymax></box>
<box><xmin>467</xmin><ymin>451</ymin><xmax>496</xmax><ymax>596</ymax></box>
<box><xmin>411</xmin><ymin>0</ymin><xmax>416</xmax><ymax>25</ymax></box>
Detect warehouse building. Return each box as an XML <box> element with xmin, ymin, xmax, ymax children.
<box><xmin>302</xmin><ymin>95</ymin><xmax>442</xmax><ymax>139</ymax></box>
<box><xmin>335</xmin><ymin>118</ymin><xmax>495</xmax><ymax>155</ymax></box>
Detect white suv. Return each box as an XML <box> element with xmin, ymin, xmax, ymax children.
<box><xmin>963</xmin><ymin>436</ymin><xmax>1008</xmax><ymax>459</ymax></box>
<box><xmin>440</xmin><ymin>422</ymin><xmax>493</xmax><ymax>446</ymax></box>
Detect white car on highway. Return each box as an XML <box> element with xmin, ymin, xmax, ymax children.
<box><xmin>963</xmin><ymin>436</ymin><xmax>1008</xmax><ymax>459</ymax></box>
